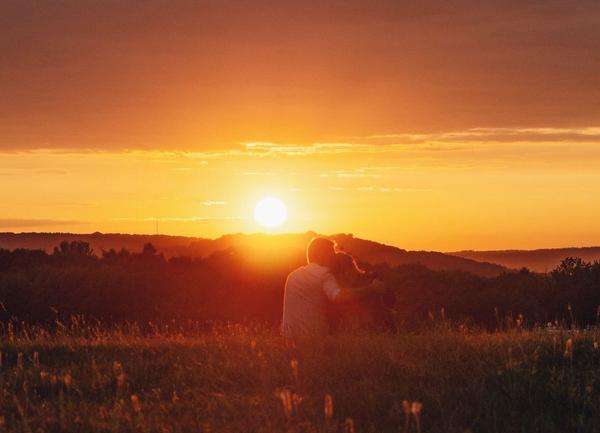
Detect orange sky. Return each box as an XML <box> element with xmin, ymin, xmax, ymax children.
<box><xmin>2</xmin><ymin>1</ymin><xmax>600</xmax><ymax>251</ymax></box>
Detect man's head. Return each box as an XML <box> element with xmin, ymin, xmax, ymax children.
<box><xmin>306</xmin><ymin>237</ymin><xmax>336</xmax><ymax>267</ymax></box>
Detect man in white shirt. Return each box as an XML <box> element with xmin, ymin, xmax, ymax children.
<box><xmin>281</xmin><ymin>237</ymin><xmax>386</xmax><ymax>338</ymax></box>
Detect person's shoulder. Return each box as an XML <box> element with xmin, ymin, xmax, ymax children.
<box><xmin>288</xmin><ymin>263</ymin><xmax>329</xmax><ymax>278</ymax></box>
<box><xmin>288</xmin><ymin>264</ymin><xmax>310</xmax><ymax>278</ymax></box>
<box><xmin>307</xmin><ymin>262</ymin><xmax>334</xmax><ymax>278</ymax></box>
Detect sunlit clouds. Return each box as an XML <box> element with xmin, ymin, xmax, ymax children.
<box><xmin>3</xmin><ymin>126</ymin><xmax>600</xmax><ymax>249</ymax></box>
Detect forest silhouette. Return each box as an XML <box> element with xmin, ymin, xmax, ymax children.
<box><xmin>1</xmin><ymin>237</ymin><xmax>599</xmax><ymax>329</ymax></box>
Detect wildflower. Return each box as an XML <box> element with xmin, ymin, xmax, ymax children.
<box><xmin>290</xmin><ymin>358</ymin><xmax>299</xmax><ymax>381</ymax></box>
<box><xmin>345</xmin><ymin>417</ymin><xmax>355</xmax><ymax>433</ymax></box>
<box><xmin>291</xmin><ymin>392</ymin><xmax>303</xmax><ymax>412</ymax></box>
<box><xmin>411</xmin><ymin>401</ymin><xmax>423</xmax><ymax>433</ymax></box>
<box><xmin>402</xmin><ymin>399</ymin><xmax>411</xmax><ymax>415</ymax></box>
<box><xmin>113</xmin><ymin>361</ymin><xmax>123</xmax><ymax>375</ymax></box>
<box><xmin>402</xmin><ymin>400</ymin><xmax>412</xmax><ymax>433</ymax></box>
<box><xmin>324</xmin><ymin>393</ymin><xmax>334</xmax><ymax>420</ymax></box>
<box><xmin>516</xmin><ymin>314</ymin><xmax>524</xmax><ymax>329</ymax></box>
<box><xmin>506</xmin><ymin>347</ymin><xmax>513</xmax><ymax>369</ymax></box>
<box><xmin>411</xmin><ymin>401</ymin><xmax>423</xmax><ymax>415</ymax></box>
<box><xmin>131</xmin><ymin>394</ymin><xmax>142</xmax><ymax>413</ymax></box>
<box><xmin>402</xmin><ymin>400</ymin><xmax>411</xmax><ymax>433</ymax></box>
<box><xmin>564</xmin><ymin>338</ymin><xmax>573</xmax><ymax>359</ymax></box>
<box><xmin>113</xmin><ymin>361</ymin><xmax>126</xmax><ymax>387</ymax></box>
<box><xmin>62</xmin><ymin>373</ymin><xmax>72</xmax><ymax>388</ymax></box>
<box><xmin>278</xmin><ymin>389</ymin><xmax>293</xmax><ymax>420</ymax></box>
<box><xmin>567</xmin><ymin>304</ymin><xmax>575</xmax><ymax>328</ymax></box>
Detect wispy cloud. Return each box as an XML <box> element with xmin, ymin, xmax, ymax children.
<box><xmin>200</xmin><ymin>200</ymin><xmax>227</xmax><ymax>206</ymax></box>
<box><xmin>112</xmin><ymin>216</ymin><xmax>245</xmax><ymax>222</ymax></box>
<box><xmin>320</xmin><ymin>169</ymin><xmax>382</xmax><ymax>178</ymax></box>
<box><xmin>237</xmin><ymin>127</ymin><xmax>600</xmax><ymax>158</ymax></box>
<box><xmin>242</xmin><ymin>171</ymin><xmax>274</xmax><ymax>176</ymax></box>
<box><xmin>3</xmin><ymin>127</ymin><xmax>600</xmax><ymax>164</ymax></box>
<box><xmin>393</xmin><ymin>187</ymin><xmax>435</xmax><ymax>192</ymax></box>
<box><xmin>356</xmin><ymin>186</ymin><xmax>434</xmax><ymax>193</ymax></box>
<box><xmin>240</xmin><ymin>141</ymin><xmax>375</xmax><ymax>156</ymax></box>
<box><xmin>0</xmin><ymin>168</ymin><xmax>70</xmax><ymax>176</ymax></box>
<box><xmin>357</xmin><ymin>127</ymin><xmax>600</xmax><ymax>144</ymax></box>
<box><xmin>0</xmin><ymin>219</ymin><xmax>88</xmax><ymax>228</ymax></box>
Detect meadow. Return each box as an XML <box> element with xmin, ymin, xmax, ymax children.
<box><xmin>1</xmin><ymin>321</ymin><xmax>599</xmax><ymax>433</ymax></box>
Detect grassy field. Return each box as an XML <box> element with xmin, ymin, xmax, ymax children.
<box><xmin>1</xmin><ymin>322</ymin><xmax>599</xmax><ymax>433</ymax></box>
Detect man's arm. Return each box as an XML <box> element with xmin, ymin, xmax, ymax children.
<box><xmin>331</xmin><ymin>279</ymin><xmax>387</xmax><ymax>304</ymax></box>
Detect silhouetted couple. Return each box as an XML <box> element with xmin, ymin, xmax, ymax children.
<box><xmin>281</xmin><ymin>237</ymin><xmax>387</xmax><ymax>338</ymax></box>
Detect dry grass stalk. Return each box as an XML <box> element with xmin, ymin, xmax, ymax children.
<box><xmin>324</xmin><ymin>393</ymin><xmax>334</xmax><ymax>420</ymax></box>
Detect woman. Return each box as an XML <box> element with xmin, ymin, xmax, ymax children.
<box><xmin>328</xmin><ymin>251</ymin><xmax>396</xmax><ymax>332</ymax></box>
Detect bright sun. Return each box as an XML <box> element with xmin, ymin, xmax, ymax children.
<box><xmin>254</xmin><ymin>197</ymin><xmax>287</xmax><ymax>228</ymax></box>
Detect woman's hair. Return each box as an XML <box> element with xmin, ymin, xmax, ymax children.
<box><xmin>330</xmin><ymin>251</ymin><xmax>367</xmax><ymax>286</ymax></box>
<box><xmin>331</xmin><ymin>251</ymin><xmax>363</xmax><ymax>273</ymax></box>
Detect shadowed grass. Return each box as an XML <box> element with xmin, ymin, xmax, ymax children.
<box><xmin>1</xmin><ymin>324</ymin><xmax>599</xmax><ymax>432</ymax></box>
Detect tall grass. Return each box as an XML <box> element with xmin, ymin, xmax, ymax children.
<box><xmin>1</xmin><ymin>321</ymin><xmax>599</xmax><ymax>432</ymax></box>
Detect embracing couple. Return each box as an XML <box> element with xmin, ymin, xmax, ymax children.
<box><xmin>281</xmin><ymin>237</ymin><xmax>388</xmax><ymax>338</ymax></box>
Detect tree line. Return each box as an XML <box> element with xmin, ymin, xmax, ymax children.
<box><xmin>0</xmin><ymin>241</ymin><xmax>599</xmax><ymax>329</ymax></box>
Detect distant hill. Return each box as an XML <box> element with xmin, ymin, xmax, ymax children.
<box><xmin>328</xmin><ymin>234</ymin><xmax>505</xmax><ymax>277</ymax></box>
<box><xmin>0</xmin><ymin>231</ymin><xmax>506</xmax><ymax>277</ymax></box>
<box><xmin>450</xmin><ymin>247</ymin><xmax>600</xmax><ymax>273</ymax></box>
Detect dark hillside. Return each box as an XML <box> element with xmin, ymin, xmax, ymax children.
<box><xmin>0</xmin><ymin>232</ymin><xmax>506</xmax><ymax>277</ymax></box>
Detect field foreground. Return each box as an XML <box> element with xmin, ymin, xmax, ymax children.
<box><xmin>1</xmin><ymin>324</ymin><xmax>599</xmax><ymax>433</ymax></box>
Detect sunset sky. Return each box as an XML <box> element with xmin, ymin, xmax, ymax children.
<box><xmin>2</xmin><ymin>1</ymin><xmax>600</xmax><ymax>251</ymax></box>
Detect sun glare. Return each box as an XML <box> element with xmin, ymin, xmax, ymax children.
<box><xmin>254</xmin><ymin>197</ymin><xmax>287</xmax><ymax>228</ymax></box>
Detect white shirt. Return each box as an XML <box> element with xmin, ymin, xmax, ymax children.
<box><xmin>281</xmin><ymin>262</ymin><xmax>341</xmax><ymax>338</ymax></box>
